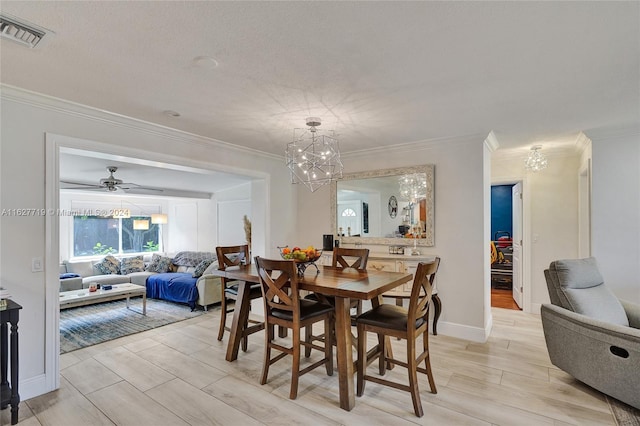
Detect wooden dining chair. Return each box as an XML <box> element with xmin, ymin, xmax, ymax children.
<box><xmin>304</xmin><ymin>247</ymin><xmax>369</xmax><ymax>356</ymax></box>
<box><xmin>216</xmin><ymin>245</ymin><xmax>264</xmax><ymax>352</ymax></box>
<box><xmin>384</xmin><ymin>257</ymin><xmax>442</xmax><ymax>335</ymax></box>
<box><xmin>255</xmin><ymin>256</ymin><xmax>334</xmax><ymax>400</ymax></box>
<box><xmin>356</xmin><ymin>261</ymin><xmax>438</xmax><ymax>417</ymax></box>
<box><xmin>308</xmin><ymin>247</ymin><xmax>369</xmax><ymax>311</ymax></box>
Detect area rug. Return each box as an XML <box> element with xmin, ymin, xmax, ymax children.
<box><xmin>607</xmin><ymin>396</ymin><xmax>640</xmax><ymax>426</ymax></box>
<box><xmin>60</xmin><ymin>299</ymin><xmax>206</xmax><ymax>354</ymax></box>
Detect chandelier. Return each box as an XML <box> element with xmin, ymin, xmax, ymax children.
<box><xmin>399</xmin><ymin>173</ymin><xmax>427</xmax><ymax>203</ymax></box>
<box><xmin>524</xmin><ymin>145</ymin><xmax>548</xmax><ymax>172</ymax></box>
<box><xmin>285</xmin><ymin>117</ymin><xmax>343</xmax><ymax>192</ymax></box>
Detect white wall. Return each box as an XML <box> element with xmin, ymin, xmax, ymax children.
<box><xmin>0</xmin><ymin>86</ymin><xmax>294</xmax><ymax>399</ymax></box>
<box><xmin>297</xmin><ymin>136</ymin><xmax>489</xmax><ymax>341</ymax></box>
<box><xmin>588</xmin><ymin>129</ymin><xmax>640</xmax><ymax>303</ymax></box>
<box><xmin>492</xmin><ymin>150</ymin><xmax>581</xmax><ymax>310</ymax></box>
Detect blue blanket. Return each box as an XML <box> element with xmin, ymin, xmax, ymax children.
<box><xmin>146</xmin><ymin>273</ymin><xmax>199</xmax><ymax>309</ymax></box>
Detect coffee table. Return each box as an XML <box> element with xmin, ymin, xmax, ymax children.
<box><xmin>59</xmin><ymin>283</ymin><xmax>147</xmax><ymax>315</ymax></box>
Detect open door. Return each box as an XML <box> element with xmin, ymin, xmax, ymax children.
<box><xmin>512</xmin><ymin>182</ymin><xmax>523</xmax><ymax>308</ymax></box>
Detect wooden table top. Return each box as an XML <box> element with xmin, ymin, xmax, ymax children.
<box><xmin>211</xmin><ymin>263</ymin><xmax>412</xmax><ymax>300</ymax></box>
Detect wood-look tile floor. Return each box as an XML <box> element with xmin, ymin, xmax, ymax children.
<box><xmin>3</xmin><ymin>307</ymin><xmax>619</xmax><ymax>426</ymax></box>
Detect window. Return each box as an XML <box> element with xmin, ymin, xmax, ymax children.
<box><xmin>73</xmin><ymin>215</ymin><xmax>160</xmax><ymax>257</ymax></box>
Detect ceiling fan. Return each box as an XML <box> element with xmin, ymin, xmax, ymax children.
<box><xmin>61</xmin><ymin>166</ymin><xmax>163</xmax><ymax>193</ymax></box>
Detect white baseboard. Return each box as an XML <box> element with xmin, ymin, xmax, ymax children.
<box><xmin>20</xmin><ymin>373</ymin><xmax>56</xmax><ymax>401</ymax></box>
<box><xmin>436</xmin><ymin>319</ymin><xmax>491</xmax><ymax>343</ymax></box>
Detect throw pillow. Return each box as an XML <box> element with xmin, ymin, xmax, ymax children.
<box><xmin>192</xmin><ymin>259</ymin><xmax>214</xmax><ymax>278</ymax></box>
<box><xmin>146</xmin><ymin>254</ymin><xmax>173</xmax><ymax>273</ymax></box>
<box><xmin>94</xmin><ymin>255</ymin><xmax>120</xmax><ymax>275</ymax></box>
<box><xmin>120</xmin><ymin>256</ymin><xmax>144</xmax><ymax>275</ymax></box>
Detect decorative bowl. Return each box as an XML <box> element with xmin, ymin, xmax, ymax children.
<box><xmin>278</xmin><ymin>246</ymin><xmax>322</xmax><ymax>275</ymax></box>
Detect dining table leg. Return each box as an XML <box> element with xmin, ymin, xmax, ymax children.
<box><xmin>334</xmin><ymin>296</ymin><xmax>355</xmax><ymax>411</ymax></box>
<box><xmin>225</xmin><ymin>281</ymin><xmax>251</xmax><ymax>362</ymax></box>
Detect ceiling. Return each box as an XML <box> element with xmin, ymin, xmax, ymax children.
<box><xmin>1</xmin><ymin>2</ymin><xmax>638</xmax><ymax>167</ymax></box>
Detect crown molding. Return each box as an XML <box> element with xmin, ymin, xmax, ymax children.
<box><xmin>341</xmin><ymin>132</ymin><xmax>487</xmax><ymax>159</ymax></box>
<box><xmin>573</xmin><ymin>132</ymin><xmax>591</xmax><ymax>154</ymax></box>
<box><xmin>0</xmin><ymin>84</ymin><xmax>282</xmax><ymax>161</ymax></box>
<box><xmin>484</xmin><ymin>131</ymin><xmax>500</xmax><ymax>152</ymax></box>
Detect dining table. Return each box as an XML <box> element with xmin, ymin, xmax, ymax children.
<box><xmin>211</xmin><ymin>262</ymin><xmax>412</xmax><ymax>411</ymax></box>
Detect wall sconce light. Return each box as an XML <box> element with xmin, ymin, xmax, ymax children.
<box><xmin>133</xmin><ymin>219</ymin><xmax>149</xmax><ymax>230</ymax></box>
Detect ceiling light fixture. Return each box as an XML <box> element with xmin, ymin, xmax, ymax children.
<box><xmin>163</xmin><ymin>110</ymin><xmax>180</xmax><ymax>118</ymax></box>
<box><xmin>285</xmin><ymin>117</ymin><xmax>343</xmax><ymax>192</ymax></box>
<box><xmin>524</xmin><ymin>145</ymin><xmax>548</xmax><ymax>172</ymax></box>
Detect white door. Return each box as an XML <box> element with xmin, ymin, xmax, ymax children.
<box><xmin>512</xmin><ymin>182</ymin><xmax>523</xmax><ymax>308</ymax></box>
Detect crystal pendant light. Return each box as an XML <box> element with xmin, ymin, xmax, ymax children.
<box><xmin>285</xmin><ymin>117</ymin><xmax>343</xmax><ymax>192</ymax></box>
<box><xmin>524</xmin><ymin>145</ymin><xmax>548</xmax><ymax>172</ymax></box>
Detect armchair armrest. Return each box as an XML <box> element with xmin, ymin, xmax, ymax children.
<box><xmin>621</xmin><ymin>299</ymin><xmax>640</xmax><ymax>329</ymax></box>
<box><xmin>196</xmin><ymin>274</ymin><xmax>222</xmax><ymax>308</ymax></box>
<box><xmin>541</xmin><ymin>303</ymin><xmax>640</xmax><ymax>409</ymax></box>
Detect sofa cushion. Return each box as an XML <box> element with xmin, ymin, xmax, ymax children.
<box><xmin>65</xmin><ymin>260</ymin><xmax>95</xmax><ymax>278</ymax></box>
<box><xmin>192</xmin><ymin>259</ymin><xmax>215</xmax><ymax>278</ymax></box>
<box><xmin>82</xmin><ymin>274</ymin><xmax>130</xmax><ymax>285</ymax></box>
<box><xmin>146</xmin><ymin>254</ymin><xmax>173</xmax><ymax>273</ymax></box>
<box><xmin>549</xmin><ymin>258</ymin><xmax>629</xmax><ymax>326</ymax></box>
<box><xmin>94</xmin><ymin>255</ymin><xmax>121</xmax><ymax>275</ymax></box>
<box><xmin>172</xmin><ymin>251</ymin><xmax>215</xmax><ymax>267</ymax></box>
<box><xmin>120</xmin><ymin>255</ymin><xmax>144</xmax><ymax>275</ymax></box>
<box><xmin>127</xmin><ymin>271</ymin><xmax>157</xmax><ymax>286</ymax></box>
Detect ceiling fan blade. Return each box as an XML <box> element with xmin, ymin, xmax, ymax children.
<box><xmin>60</xmin><ymin>180</ymin><xmax>104</xmax><ymax>189</ymax></box>
<box><xmin>121</xmin><ymin>185</ymin><xmax>164</xmax><ymax>192</ymax></box>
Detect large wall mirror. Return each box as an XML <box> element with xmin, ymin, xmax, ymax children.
<box><xmin>330</xmin><ymin>164</ymin><xmax>434</xmax><ymax>247</ymax></box>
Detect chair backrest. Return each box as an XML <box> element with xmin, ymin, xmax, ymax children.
<box><xmin>332</xmin><ymin>247</ymin><xmax>370</xmax><ymax>270</ymax></box>
<box><xmin>255</xmin><ymin>257</ymin><xmax>299</xmax><ymax>318</ymax></box>
<box><xmin>216</xmin><ymin>245</ymin><xmax>250</xmax><ymax>270</ymax></box>
<box><xmin>407</xmin><ymin>259</ymin><xmax>440</xmax><ymax>330</ymax></box>
<box><xmin>544</xmin><ymin>257</ymin><xmax>628</xmax><ymax>326</ymax></box>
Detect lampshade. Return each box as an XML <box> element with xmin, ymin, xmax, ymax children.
<box><xmin>285</xmin><ymin>117</ymin><xmax>343</xmax><ymax>192</ymax></box>
<box><xmin>151</xmin><ymin>213</ymin><xmax>168</xmax><ymax>224</ymax></box>
<box><xmin>133</xmin><ymin>219</ymin><xmax>149</xmax><ymax>230</ymax></box>
<box><xmin>524</xmin><ymin>145</ymin><xmax>548</xmax><ymax>172</ymax></box>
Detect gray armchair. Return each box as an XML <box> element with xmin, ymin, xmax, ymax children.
<box><xmin>541</xmin><ymin>257</ymin><xmax>640</xmax><ymax>409</ymax></box>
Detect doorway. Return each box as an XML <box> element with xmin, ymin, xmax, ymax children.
<box><xmin>490</xmin><ymin>183</ymin><xmax>523</xmax><ymax>310</ymax></box>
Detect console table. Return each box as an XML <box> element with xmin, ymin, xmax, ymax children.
<box><xmin>1</xmin><ymin>299</ymin><xmax>21</xmax><ymax>425</ymax></box>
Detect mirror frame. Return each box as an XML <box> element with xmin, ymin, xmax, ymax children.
<box><xmin>330</xmin><ymin>164</ymin><xmax>435</xmax><ymax>247</ymax></box>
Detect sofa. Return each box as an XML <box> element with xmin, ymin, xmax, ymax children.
<box><xmin>541</xmin><ymin>257</ymin><xmax>640</xmax><ymax>409</ymax></box>
<box><xmin>59</xmin><ymin>251</ymin><xmax>222</xmax><ymax>310</ymax></box>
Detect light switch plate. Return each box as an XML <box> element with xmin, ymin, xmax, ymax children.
<box><xmin>32</xmin><ymin>257</ymin><xmax>43</xmax><ymax>272</ymax></box>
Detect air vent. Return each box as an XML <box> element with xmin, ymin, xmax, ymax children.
<box><xmin>0</xmin><ymin>14</ymin><xmax>47</xmax><ymax>48</ymax></box>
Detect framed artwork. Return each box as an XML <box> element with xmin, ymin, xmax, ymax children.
<box><xmin>388</xmin><ymin>195</ymin><xmax>398</xmax><ymax>218</ymax></box>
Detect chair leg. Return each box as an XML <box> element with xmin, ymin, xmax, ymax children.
<box><xmin>217</xmin><ymin>296</ymin><xmax>228</xmax><ymax>341</ymax></box>
<box><xmin>260</xmin><ymin>324</ymin><xmax>274</xmax><ymax>385</ymax></box>
<box><xmin>324</xmin><ymin>316</ymin><xmax>334</xmax><ymax>376</ymax></box>
<box><xmin>304</xmin><ymin>324</ymin><xmax>312</xmax><ymax>358</ymax></box>
<box><xmin>356</xmin><ymin>324</ymin><xmax>366</xmax><ymax>397</ymax></box>
<box><xmin>423</xmin><ymin>329</ymin><xmax>437</xmax><ymax>394</ymax></box>
<box><xmin>378</xmin><ymin>333</ymin><xmax>386</xmax><ymax>376</ymax></box>
<box><xmin>241</xmin><ymin>315</ymin><xmax>249</xmax><ymax>352</ymax></box>
<box><xmin>432</xmin><ymin>294</ymin><xmax>442</xmax><ymax>335</ymax></box>
<box><xmin>407</xmin><ymin>336</ymin><xmax>423</xmax><ymax>417</ymax></box>
<box><xmin>290</xmin><ymin>327</ymin><xmax>301</xmax><ymax>400</ymax></box>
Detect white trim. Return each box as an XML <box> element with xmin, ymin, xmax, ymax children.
<box><xmin>44</xmin><ymin>132</ymin><xmax>271</xmax><ymax>398</ymax></box>
<box><xmin>342</xmin><ymin>132</ymin><xmax>487</xmax><ymax>158</ymax></box>
<box><xmin>437</xmin><ymin>320</ymin><xmax>490</xmax><ymax>343</ymax></box>
<box><xmin>44</xmin><ymin>134</ymin><xmax>61</xmax><ymax>394</ymax></box>
<box><xmin>16</xmin><ymin>374</ymin><xmax>48</xmax><ymax>401</ymax></box>
<box><xmin>485</xmin><ymin>130</ymin><xmax>500</xmax><ymax>152</ymax></box>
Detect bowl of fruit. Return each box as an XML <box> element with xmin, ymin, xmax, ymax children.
<box><xmin>278</xmin><ymin>245</ymin><xmax>322</xmax><ymax>275</ymax></box>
